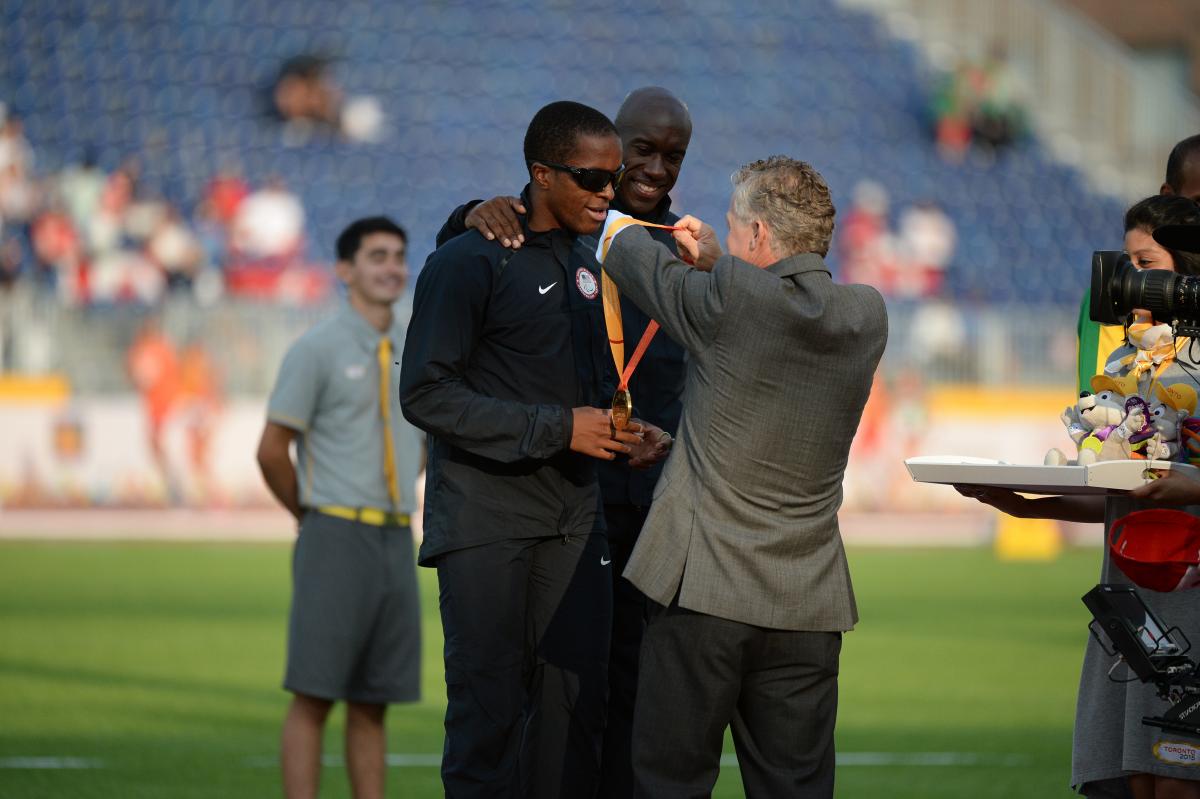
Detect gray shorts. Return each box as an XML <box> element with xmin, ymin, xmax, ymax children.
<box><xmin>284</xmin><ymin>510</ymin><xmax>421</xmax><ymax>704</ymax></box>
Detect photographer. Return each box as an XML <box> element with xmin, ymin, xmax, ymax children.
<box><xmin>959</xmin><ymin>204</ymin><xmax>1200</xmax><ymax>799</ymax></box>
<box><xmin>1077</xmin><ymin>135</ymin><xmax>1200</xmax><ymax>392</ymax></box>
<box><xmin>1135</xmin><ymin>218</ymin><xmax>1200</xmax><ymax>509</ymax></box>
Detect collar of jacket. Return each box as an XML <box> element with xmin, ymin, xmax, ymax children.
<box><xmin>766</xmin><ymin>251</ymin><xmax>831</xmax><ymax>279</ymax></box>
<box><xmin>517</xmin><ymin>185</ymin><xmax>577</xmax><ymax>264</ymax></box>
<box><xmin>337</xmin><ymin>301</ymin><xmax>396</xmax><ymax>353</ymax></box>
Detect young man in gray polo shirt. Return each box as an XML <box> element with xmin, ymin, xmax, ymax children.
<box><xmin>257</xmin><ymin>216</ymin><xmax>422</xmax><ymax>799</ymax></box>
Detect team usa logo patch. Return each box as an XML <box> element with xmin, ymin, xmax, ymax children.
<box><xmin>576</xmin><ymin>267</ymin><xmax>599</xmax><ymax>300</ymax></box>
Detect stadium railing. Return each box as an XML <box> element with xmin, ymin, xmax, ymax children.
<box><xmin>0</xmin><ymin>296</ymin><xmax>1078</xmax><ymax>394</ymax></box>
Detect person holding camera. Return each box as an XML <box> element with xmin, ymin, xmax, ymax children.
<box><xmin>1077</xmin><ymin>135</ymin><xmax>1200</xmax><ymax>392</ymax></box>
<box><xmin>959</xmin><ymin>201</ymin><xmax>1200</xmax><ymax>799</ymax></box>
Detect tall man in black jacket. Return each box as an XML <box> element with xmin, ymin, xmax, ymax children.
<box><xmin>435</xmin><ymin>87</ymin><xmax>691</xmax><ymax>797</ymax></box>
<box><xmin>400</xmin><ymin>101</ymin><xmax>647</xmax><ymax>798</ymax></box>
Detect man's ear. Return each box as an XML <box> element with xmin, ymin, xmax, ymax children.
<box><xmin>750</xmin><ymin>220</ymin><xmax>766</xmax><ymax>251</ymax></box>
<box><xmin>334</xmin><ymin>258</ymin><xmax>352</xmax><ymax>284</ymax></box>
<box><xmin>530</xmin><ymin>163</ymin><xmax>553</xmax><ymax>191</ymax></box>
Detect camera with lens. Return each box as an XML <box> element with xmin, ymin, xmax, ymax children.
<box><xmin>1091</xmin><ymin>250</ymin><xmax>1200</xmax><ymax>337</ymax></box>
<box><xmin>1084</xmin><ymin>584</ymin><xmax>1200</xmax><ymax>738</ymax></box>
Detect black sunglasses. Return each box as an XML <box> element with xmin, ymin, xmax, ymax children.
<box><xmin>533</xmin><ymin>161</ymin><xmax>625</xmax><ymax>192</ymax></box>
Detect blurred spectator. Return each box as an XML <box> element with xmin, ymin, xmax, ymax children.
<box><xmin>127</xmin><ymin>318</ymin><xmax>181</xmax><ymax>502</ymax></box>
<box><xmin>89</xmin><ymin>249</ymin><xmax>164</xmax><ymax>305</ymax></box>
<box><xmin>889</xmin><ymin>369</ymin><xmax>931</xmax><ymax>509</ymax></box>
<box><xmin>58</xmin><ymin>149</ymin><xmax>106</xmax><ymax>234</ymax></box>
<box><xmin>895</xmin><ymin>200</ymin><xmax>956</xmax><ymax>298</ymax></box>
<box><xmin>194</xmin><ymin>166</ymin><xmax>249</xmax><ymax>270</ymax></box>
<box><xmin>908</xmin><ymin>300</ymin><xmax>971</xmax><ymax>380</ymax></box>
<box><xmin>270</xmin><ymin>54</ymin><xmax>385</xmax><ymax>145</ymax></box>
<box><xmin>88</xmin><ymin>159</ymin><xmax>137</xmax><ymax>255</ymax></box>
<box><xmin>838</xmin><ymin>180</ymin><xmax>896</xmax><ymax>288</ymax></box>
<box><xmin>123</xmin><ymin>194</ymin><xmax>170</xmax><ymax>250</ymax></box>
<box><xmin>177</xmin><ymin>340</ymin><xmax>222</xmax><ymax>504</ymax></box>
<box><xmin>0</xmin><ymin>236</ymin><xmax>20</xmax><ymax>292</ymax></box>
<box><xmin>838</xmin><ymin>184</ymin><xmax>958</xmax><ymax>300</ymax></box>
<box><xmin>30</xmin><ymin>199</ymin><xmax>82</xmax><ymax>292</ymax></box>
<box><xmin>931</xmin><ymin>44</ymin><xmax>1028</xmax><ymax>162</ymax></box>
<box><xmin>0</xmin><ymin>105</ymin><xmax>346</xmax><ymax>308</ymax></box>
<box><xmin>846</xmin><ymin>373</ymin><xmax>892</xmax><ymax>511</ymax></box>
<box><xmin>972</xmin><ymin>44</ymin><xmax>1027</xmax><ymax>151</ymax></box>
<box><xmin>203</xmin><ymin>167</ymin><xmax>250</xmax><ymax>227</ymax></box>
<box><xmin>931</xmin><ymin>61</ymin><xmax>974</xmax><ymax>163</ymax></box>
<box><xmin>0</xmin><ymin>110</ymin><xmax>34</xmax><ymax>176</ymax></box>
<box><xmin>231</xmin><ymin>178</ymin><xmax>304</xmax><ymax>262</ymax></box>
<box><xmin>0</xmin><ymin>236</ymin><xmax>21</xmax><ymax>371</ymax></box>
<box><xmin>271</xmin><ymin>54</ymin><xmax>343</xmax><ymax>144</ymax></box>
<box><xmin>147</xmin><ymin>207</ymin><xmax>205</xmax><ymax>292</ymax></box>
<box><xmin>227</xmin><ymin>178</ymin><xmax>330</xmax><ymax>303</ymax></box>
<box><xmin>0</xmin><ymin>112</ymin><xmax>39</xmax><ymax>231</ymax></box>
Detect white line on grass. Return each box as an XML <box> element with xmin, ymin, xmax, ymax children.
<box><xmin>0</xmin><ymin>752</ymin><xmax>1031</xmax><ymax>770</ymax></box>
<box><xmin>238</xmin><ymin>751</ymin><xmax>1032</xmax><ymax>769</ymax></box>
<box><xmin>0</xmin><ymin>757</ymin><xmax>103</xmax><ymax>769</ymax></box>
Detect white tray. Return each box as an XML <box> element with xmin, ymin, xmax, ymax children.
<box><xmin>905</xmin><ymin>455</ymin><xmax>1200</xmax><ymax>495</ymax></box>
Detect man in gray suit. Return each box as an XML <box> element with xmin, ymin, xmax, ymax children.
<box><xmin>599</xmin><ymin>156</ymin><xmax>888</xmax><ymax>798</ymax></box>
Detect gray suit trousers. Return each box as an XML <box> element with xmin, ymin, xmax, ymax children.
<box><xmin>632</xmin><ymin>598</ymin><xmax>841</xmax><ymax>799</ymax></box>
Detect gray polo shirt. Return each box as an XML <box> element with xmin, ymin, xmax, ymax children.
<box><xmin>267</xmin><ymin>302</ymin><xmax>421</xmax><ymax>513</ymax></box>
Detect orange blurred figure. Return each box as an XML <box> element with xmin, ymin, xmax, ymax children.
<box><xmin>177</xmin><ymin>341</ymin><xmax>222</xmax><ymax>504</ymax></box>
<box><xmin>126</xmin><ymin>320</ymin><xmax>180</xmax><ymax>502</ymax></box>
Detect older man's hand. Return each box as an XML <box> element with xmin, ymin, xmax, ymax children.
<box><xmin>672</xmin><ymin>215</ymin><xmax>722</xmax><ymax>272</ymax></box>
<box><xmin>627</xmin><ymin>420</ymin><xmax>673</xmax><ymax>469</ymax></box>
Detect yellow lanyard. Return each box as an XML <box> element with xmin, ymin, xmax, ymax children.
<box><xmin>597</xmin><ymin>218</ymin><xmax>682</xmax><ymax>384</ymax></box>
<box><xmin>377</xmin><ymin>337</ymin><xmax>401</xmax><ymax>512</ymax></box>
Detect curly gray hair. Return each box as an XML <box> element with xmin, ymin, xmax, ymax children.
<box><xmin>730</xmin><ymin>156</ymin><xmax>836</xmax><ymax>258</ymax></box>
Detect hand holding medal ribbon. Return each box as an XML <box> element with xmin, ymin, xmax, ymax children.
<box><xmin>595</xmin><ymin>211</ymin><xmax>684</xmax><ymax>431</ymax></box>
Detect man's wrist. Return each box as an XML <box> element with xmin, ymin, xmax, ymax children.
<box><xmin>457</xmin><ymin>199</ymin><xmax>484</xmax><ymax>232</ymax></box>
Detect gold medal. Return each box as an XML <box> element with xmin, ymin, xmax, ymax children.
<box><xmin>611</xmin><ymin>388</ymin><xmax>633</xmax><ymax>431</ymax></box>
<box><xmin>597</xmin><ymin>217</ymin><xmax>677</xmax><ymax>437</ymax></box>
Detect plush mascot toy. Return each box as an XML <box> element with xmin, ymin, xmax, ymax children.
<box><xmin>1048</xmin><ymin>373</ymin><xmax>1139</xmax><ymax>465</ymax></box>
<box><xmin>1147</xmin><ymin>382</ymin><xmax>1198</xmax><ymax>461</ymax></box>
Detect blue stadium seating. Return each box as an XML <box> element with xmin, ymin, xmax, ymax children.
<box><xmin>0</xmin><ymin>0</ymin><xmax>1128</xmax><ymax>303</ymax></box>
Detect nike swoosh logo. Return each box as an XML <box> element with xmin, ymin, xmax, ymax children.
<box><xmin>600</xmin><ymin>557</ymin><xmax>611</xmax><ymax>566</ymax></box>
<box><xmin>539</xmin><ymin>282</ymin><xmax>557</xmax><ymax>295</ymax></box>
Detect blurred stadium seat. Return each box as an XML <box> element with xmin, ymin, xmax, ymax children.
<box><xmin>0</xmin><ymin>0</ymin><xmax>1128</xmax><ymax>305</ymax></box>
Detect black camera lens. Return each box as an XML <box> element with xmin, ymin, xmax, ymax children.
<box><xmin>1090</xmin><ymin>250</ymin><xmax>1200</xmax><ymax>336</ymax></box>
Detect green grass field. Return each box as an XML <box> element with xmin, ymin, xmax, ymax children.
<box><xmin>0</xmin><ymin>541</ymin><xmax>1103</xmax><ymax>798</ymax></box>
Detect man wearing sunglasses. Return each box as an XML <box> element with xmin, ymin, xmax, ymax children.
<box><xmin>400</xmin><ymin>101</ymin><xmax>654</xmax><ymax>798</ymax></box>
<box><xmin>435</xmin><ymin>87</ymin><xmax>692</xmax><ymax>797</ymax></box>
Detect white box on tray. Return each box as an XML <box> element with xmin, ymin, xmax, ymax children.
<box><xmin>904</xmin><ymin>456</ymin><xmax>1200</xmax><ymax>495</ymax></box>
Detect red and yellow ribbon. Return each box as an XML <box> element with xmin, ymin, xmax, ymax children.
<box><xmin>598</xmin><ymin>219</ymin><xmax>682</xmax><ymax>389</ymax></box>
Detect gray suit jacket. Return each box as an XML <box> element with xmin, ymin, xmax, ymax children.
<box><xmin>604</xmin><ymin>226</ymin><xmax>887</xmax><ymax>631</ymax></box>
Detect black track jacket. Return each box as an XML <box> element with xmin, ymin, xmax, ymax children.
<box><xmin>400</xmin><ymin>206</ymin><xmax>609</xmax><ymax>565</ymax></box>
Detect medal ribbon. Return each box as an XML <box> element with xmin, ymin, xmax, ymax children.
<box><xmin>598</xmin><ymin>218</ymin><xmax>683</xmax><ymax>390</ymax></box>
<box><xmin>1105</xmin><ymin>321</ymin><xmax>1189</xmax><ymax>399</ymax></box>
